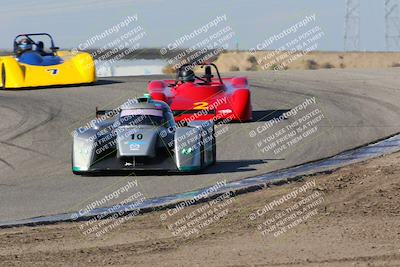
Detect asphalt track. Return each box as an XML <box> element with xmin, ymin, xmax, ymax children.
<box><xmin>1</xmin><ymin>69</ymin><xmax>399</xmax><ymax>222</ymax></box>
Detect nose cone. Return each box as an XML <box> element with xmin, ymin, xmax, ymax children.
<box><xmin>117</xmin><ymin>126</ymin><xmax>160</xmax><ymax>157</ymax></box>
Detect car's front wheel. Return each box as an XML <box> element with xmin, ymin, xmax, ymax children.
<box><xmin>200</xmin><ymin>141</ymin><xmax>205</xmax><ymax>168</ymax></box>
<box><xmin>1</xmin><ymin>64</ymin><xmax>5</xmax><ymax>89</ymax></box>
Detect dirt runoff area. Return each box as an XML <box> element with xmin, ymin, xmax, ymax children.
<box><xmin>214</xmin><ymin>51</ymin><xmax>400</xmax><ymax>72</ymax></box>
<box><xmin>1</xmin><ymin>152</ymin><xmax>400</xmax><ymax>267</ymax></box>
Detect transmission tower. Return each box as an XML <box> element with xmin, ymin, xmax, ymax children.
<box><xmin>385</xmin><ymin>0</ymin><xmax>400</xmax><ymax>50</ymax></box>
<box><xmin>344</xmin><ymin>0</ymin><xmax>360</xmax><ymax>51</ymax></box>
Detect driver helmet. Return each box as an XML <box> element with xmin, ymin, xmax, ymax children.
<box><xmin>179</xmin><ymin>69</ymin><xmax>196</xmax><ymax>83</ymax></box>
<box><xmin>17</xmin><ymin>38</ymin><xmax>33</xmax><ymax>52</ymax></box>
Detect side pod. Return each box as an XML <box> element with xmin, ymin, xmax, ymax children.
<box><xmin>174</xmin><ymin>126</ymin><xmax>202</xmax><ymax>172</ymax></box>
<box><xmin>175</xmin><ymin>120</ymin><xmax>215</xmax><ymax>172</ymax></box>
<box><xmin>0</xmin><ymin>57</ymin><xmax>26</xmax><ymax>88</ymax></box>
<box><xmin>72</xmin><ymin>129</ymin><xmax>99</xmax><ymax>173</ymax></box>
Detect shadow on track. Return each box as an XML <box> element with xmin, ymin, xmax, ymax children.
<box><xmin>252</xmin><ymin>109</ymin><xmax>291</xmax><ymax>122</ymax></box>
<box><xmin>1</xmin><ymin>79</ymin><xmax>123</xmax><ymax>91</ymax></box>
<box><xmin>203</xmin><ymin>159</ymin><xmax>284</xmax><ymax>174</ymax></box>
<box><xmin>76</xmin><ymin>159</ymin><xmax>283</xmax><ymax>177</ymax></box>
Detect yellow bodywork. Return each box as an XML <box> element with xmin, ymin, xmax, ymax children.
<box><xmin>0</xmin><ymin>51</ymin><xmax>96</xmax><ymax>89</ymax></box>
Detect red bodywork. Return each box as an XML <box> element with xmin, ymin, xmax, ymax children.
<box><xmin>147</xmin><ymin>73</ymin><xmax>252</xmax><ymax>123</ymax></box>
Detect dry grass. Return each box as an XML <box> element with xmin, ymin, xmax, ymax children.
<box><xmin>214</xmin><ymin>51</ymin><xmax>400</xmax><ymax>72</ymax></box>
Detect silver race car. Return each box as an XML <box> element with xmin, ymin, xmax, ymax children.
<box><xmin>72</xmin><ymin>97</ymin><xmax>216</xmax><ymax>174</ymax></box>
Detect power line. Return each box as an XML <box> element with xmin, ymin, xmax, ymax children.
<box><xmin>385</xmin><ymin>0</ymin><xmax>400</xmax><ymax>51</ymax></box>
<box><xmin>344</xmin><ymin>0</ymin><xmax>360</xmax><ymax>51</ymax></box>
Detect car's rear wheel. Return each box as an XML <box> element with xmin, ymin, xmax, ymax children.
<box><xmin>1</xmin><ymin>64</ymin><xmax>5</xmax><ymax>89</ymax></box>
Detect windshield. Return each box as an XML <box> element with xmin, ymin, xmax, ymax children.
<box><xmin>119</xmin><ymin>109</ymin><xmax>165</xmax><ymax>126</ymax></box>
<box><xmin>15</xmin><ymin>35</ymin><xmax>55</xmax><ymax>55</ymax></box>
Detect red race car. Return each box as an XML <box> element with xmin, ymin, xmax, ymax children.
<box><xmin>147</xmin><ymin>63</ymin><xmax>252</xmax><ymax>123</ymax></box>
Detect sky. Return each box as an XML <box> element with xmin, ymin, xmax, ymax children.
<box><xmin>0</xmin><ymin>0</ymin><xmax>388</xmax><ymax>51</ymax></box>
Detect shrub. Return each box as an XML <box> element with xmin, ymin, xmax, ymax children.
<box><xmin>305</xmin><ymin>59</ymin><xmax>319</xmax><ymax>70</ymax></box>
<box><xmin>246</xmin><ymin>55</ymin><xmax>259</xmax><ymax>71</ymax></box>
<box><xmin>162</xmin><ymin>64</ymin><xmax>175</xmax><ymax>74</ymax></box>
<box><xmin>322</xmin><ymin>62</ymin><xmax>334</xmax><ymax>69</ymax></box>
<box><xmin>268</xmin><ymin>64</ymin><xmax>280</xmax><ymax>71</ymax></box>
<box><xmin>229</xmin><ymin>65</ymin><xmax>240</xmax><ymax>71</ymax></box>
<box><xmin>247</xmin><ymin>55</ymin><xmax>258</xmax><ymax>65</ymax></box>
<box><xmin>245</xmin><ymin>65</ymin><xmax>258</xmax><ymax>71</ymax></box>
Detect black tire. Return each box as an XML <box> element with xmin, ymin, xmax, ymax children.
<box><xmin>71</xmin><ymin>147</ymin><xmax>79</xmax><ymax>175</ymax></box>
<box><xmin>200</xmin><ymin>137</ymin><xmax>205</xmax><ymax>168</ymax></box>
<box><xmin>211</xmin><ymin>126</ymin><xmax>217</xmax><ymax>165</ymax></box>
<box><xmin>1</xmin><ymin>64</ymin><xmax>5</xmax><ymax>89</ymax></box>
<box><xmin>72</xmin><ymin>170</ymin><xmax>92</xmax><ymax>176</ymax></box>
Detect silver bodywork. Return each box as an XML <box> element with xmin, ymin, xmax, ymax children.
<box><xmin>72</xmin><ymin>99</ymin><xmax>216</xmax><ymax>174</ymax></box>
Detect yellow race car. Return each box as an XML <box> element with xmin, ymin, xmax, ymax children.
<box><xmin>0</xmin><ymin>33</ymin><xmax>96</xmax><ymax>89</ymax></box>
